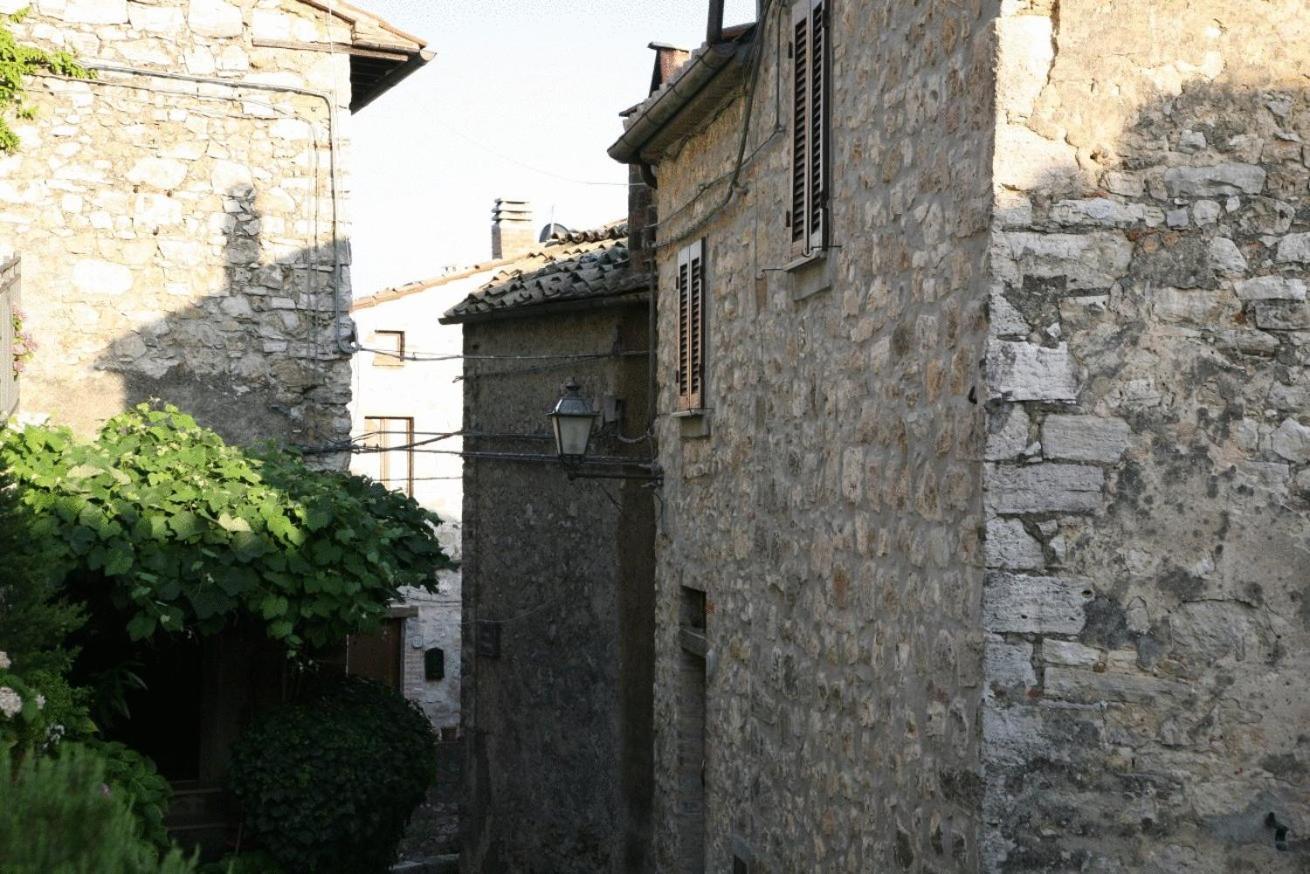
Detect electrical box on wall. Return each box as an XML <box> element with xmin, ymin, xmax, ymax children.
<box><xmin>476</xmin><ymin>621</ymin><xmax>501</xmax><ymax>659</ymax></box>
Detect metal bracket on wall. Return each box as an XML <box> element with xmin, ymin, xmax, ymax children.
<box><xmin>563</xmin><ymin>460</ymin><xmax>663</xmax><ymax>484</ymax></box>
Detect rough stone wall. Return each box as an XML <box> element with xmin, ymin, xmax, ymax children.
<box><xmin>982</xmin><ymin>1</ymin><xmax>1310</xmax><ymax>869</ymax></box>
<box><xmin>459</xmin><ymin>305</ymin><xmax>655</xmax><ymax>874</ymax></box>
<box><xmin>646</xmin><ymin>0</ymin><xmax>997</xmax><ymax>868</ymax></box>
<box><xmin>1</xmin><ymin>0</ymin><xmax>354</xmax><ymax>457</ymax></box>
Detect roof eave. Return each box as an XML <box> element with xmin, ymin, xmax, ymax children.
<box><xmin>608</xmin><ymin>31</ymin><xmax>754</xmax><ymax>165</ymax></box>
<box><xmin>440</xmin><ymin>284</ymin><xmax>653</xmax><ymax>326</ymax></box>
<box><xmin>351</xmin><ymin>47</ymin><xmax>435</xmax><ymax>113</ymax></box>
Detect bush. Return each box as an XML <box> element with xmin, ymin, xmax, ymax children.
<box><xmin>89</xmin><ymin>740</ymin><xmax>175</xmax><ymax>852</ymax></box>
<box><xmin>1</xmin><ymin>404</ymin><xmax>451</xmax><ymax>650</ymax></box>
<box><xmin>0</xmin><ymin>470</ymin><xmax>94</xmax><ymax>760</ymax></box>
<box><xmin>228</xmin><ymin>677</ymin><xmax>438</xmax><ymax>873</ymax></box>
<box><xmin>0</xmin><ymin>744</ymin><xmax>195</xmax><ymax>873</ymax></box>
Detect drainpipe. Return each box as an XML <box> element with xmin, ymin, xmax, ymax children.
<box><xmin>707</xmin><ymin>0</ymin><xmax>725</xmax><ymax>44</ymax></box>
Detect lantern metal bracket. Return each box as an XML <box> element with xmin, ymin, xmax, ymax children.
<box><xmin>562</xmin><ymin>459</ymin><xmax>663</xmax><ymax>484</ymax></box>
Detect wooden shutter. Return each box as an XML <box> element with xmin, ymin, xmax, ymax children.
<box><xmin>0</xmin><ymin>257</ymin><xmax>19</xmax><ymax>420</ymax></box>
<box><xmin>675</xmin><ymin>240</ymin><xmax>705</xmax><ymax>411</ymax></box>
<box><xmin>791</xmin><ymin>0</ymin><xmax>826</xmax><ymax>250</ymax></box>
<box><xmin>808</xmin><ymin>0</ymin><xmax>826</xmax><ymax>249</ymax></box>
<box><xmin>790</xmin><ymin>0</ymin><xmax>809</xmax><ymax>243</ymax></box>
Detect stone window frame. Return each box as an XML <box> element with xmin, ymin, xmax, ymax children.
<box><xmin>362</xmin><ymin>415</ymin><xmax>415</xmax><ymax>496</ymax></box>
<box><xmin>371</xmin><ymin>329</ymin><xmax>406</xmax><ymax>367</ymax></box>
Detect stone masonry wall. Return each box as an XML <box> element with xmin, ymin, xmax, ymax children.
<box><xmin>460</xmin><ymin>305</ymin><xmax>655</xmax><ymax>874</ymax></box>
<box><xmin>1</xmin><ymin>0</ymin><xmax>354</xmax><ymax>457</ymax></box>
<box><xmin>646</xmin><ymin>0</ymin><xmax>998</xmax><ymax>869</ymax></box>
<box><xmin>982</xmin><ymin>1</ymin><xmax>1310</xmax><ymax>869</ymax></box>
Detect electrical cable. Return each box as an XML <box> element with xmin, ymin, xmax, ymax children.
<box><xmin>650</xmin><ymin>0</ymin><xmax>779</xmax><ymax>250</ymax></box>
<box><xmin>355</xmin><ymin>345</ymin><xmax>650</xmax><ymax>363</ymax></box>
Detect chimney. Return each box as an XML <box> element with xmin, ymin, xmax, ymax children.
<box><xmin>491</xmin><ymin>199</ymin><xmax>535</xmax><ymax>260</ymax></box>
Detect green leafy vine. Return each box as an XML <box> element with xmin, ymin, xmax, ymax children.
<box><xmin>0</xmin><ymin>7</ymin><xmax>93</xmax><ymax>153</ymax></box>
<box><xmin>1</xmin><ymin>404</ymin><xmax>452</xmax><ymax>651</ymax></box>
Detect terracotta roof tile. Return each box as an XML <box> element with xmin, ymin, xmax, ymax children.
<box><xmin>441</xmin><ymin>222</ymin><xmax>649</xmax><ymax>323</ymax></box>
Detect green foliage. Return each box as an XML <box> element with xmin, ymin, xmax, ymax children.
<box><xmin>1</xmin><ymin>404</ymin><xmax>450</xmax><ymax>650</ymax></box>
<box><xmin>198</xmin><ymin>852</ymin><xmax>287</xmax><ymax>874</ymax></box>
<box><xmin>0</xmin><ymin>660</ymin><xmax>93</xmax><ymax>759</ymax></box>
<box><xmin>0</xmin><ymin>744</ymin><xmax>196</xmax><ymax>873</ymax></box>
<box><xmin>87</xmin><ymin>740</ymin><xmax>174</xmax><ymax>852</ymax></box>
<box><xmin>0</xmin><ymin>7</ymin><xmax>93</xmax><ymax>153</ymax></box>
<box><xmin>0</xmin><ymin>470</ymin><xmax>85</xmax><ymax>677</ymax></box>
<box><xmin>229</xmin><ymin>677</ymin><xmax>439</xmax><ymax>873</ymax></box>
<box><xmin>0</xmin><ymin>470</ymin><xmax>94</xmax><ymax>760</ymax></box>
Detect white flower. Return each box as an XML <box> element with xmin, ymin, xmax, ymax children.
<box><xmin>0</xmin><ymin>687</ymin><xmax>21</xmax><ymax>718</ymax></box>
<box><xmin>0</xmin><ymin>651</ymin><xmax>10</xmax><ymax>670</ymax></box>
<box><xmin>35</xmin><ymin>694</ymin><xmax>45</xmax><ymax>710</ymax></box>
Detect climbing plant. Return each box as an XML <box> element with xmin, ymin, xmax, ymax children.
<box><xmin>0</xmin><ymin>7</ymin><xmax>92</xmax><ymax>153</ymax></box>
<box><xmin>1</xmin><ymin>404</ymin><xmax>451</xmax><ymax>651</ymax></box>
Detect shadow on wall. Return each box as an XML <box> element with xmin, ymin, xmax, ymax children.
<box><xmin>987</xmin><ymin>76</ymin><xmax>1310</xmax><ymax>867</ymax></box>
<box><xmin>92</xmin><ymin>185</ymin><xmax>352</xmax><ymax>453</ymax></box>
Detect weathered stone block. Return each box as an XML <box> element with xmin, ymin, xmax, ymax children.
<box><xmin>984</xmin><ymin>636</ymin><xmax>1036</xmax><ymax>698</ymax></box>
<box><xmin>1213</xmin><ymin>329</ymin><xmax>1279</xmax><ymax>355</ymax></box>
<box><xmin>38</xmin><ymin>0</ymin><xmax>127</xmax><ymax>24</ymax></box>
<box><xmin>1044</xmin><ymin>667</ymin><xmax>1187</xmax><ymax>705</ymax></box>
<box><xmin>1252</xmin><ymin>300</ymin><xmax>1310</xmax><ymax>330</ymax></box>
<box><xmin>1042</xmin><ymin>639</ymin><xmax>1100</xmax><ymax>667</ymax></box>
<box><xmin>985</xmin><ymin>404</ymin><xmax>1030</xmax><ymax>461</ymax></box>
<box><xmin>985</xmin><ymin>518</ymin><xmax>1044</xmax><ymax>569</ymax></box>
<box><xmin>1234</xmin><ymin>276</ymin><xmax>1306</xmax><ymax>301</ymax></box>
<box><xmin>128</xmin><ymin>3</ymin><xmax>184</xmax><ymax>34</ymax></box>
<box><xmin>983</xmin><ymin>572</ymin><xmax>1093</xmax><ymax>634</ymax></box>
<box><xmin>71</xmin><ymin>259</ymin><xmax>133</xmax><ymax>296</ymax></box>
<box><xmin>996</xmin><ymin>232</ymin><xmax>1132</xmax><ymax>290</ymax></box>
<box><xmin>1040</xmin><ymin>415</ymin><xmax>1130</xmax><ymax>463</ymax></box>
<box><xmin>1162</xmin><ymin>163</ymin><xmax>1266</xmax><ymax>197</ymax></box>
<box><xmin>188</xmin><ymin>0</ymin><xmax>242</xmax><ymax>38</ymax></box>
<box><xmin>1270</xmin><ymin>418</ymin><xmax>1310</xmax><ymax>463</ymax></box>
<box><xmin>1050</xmin><ymin>198</ymin><xmax>1149</xmax><ymax>228</ymax></box>
<box><xmin>1208</xmin><ymin>237</ymin><xmax>1247</xmax><ymax>274</ymax></box>
<box><xmin>1153</xmin><ymin>288</ymin><xmax>1238</xmax><ymax>326</ymax></box>
<box><xmin>986</xmin><ymin>340</ymin><xmax>1079</xmax><ymax>402</ymax></box>
<box><xmin>986</xmin><ymin>463</ymin><xmax>1104</xmax><ymax>514</ymax></box>
<box><xmin>126</xmin><ymin>157</ymin><xmax>187</xmax><ymax>191</ymax></box>
<box><xmin>1275</xmin><ymin>232</ymin><xmax>1310</xmax><ymax>263</ymax></box>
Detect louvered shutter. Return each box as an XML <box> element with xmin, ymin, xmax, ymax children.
<box><xmin>675</xmin><ymin>240</ymin><xmax>705</xmax><ymax>411</ymax></box>
<box><xmin>790</xmin><ymin>0</ymin><xmax>809</xmax><ymax>243</ymax></box>
<box><xmin>791</xmin><ymin>0</ymin><xmax>826</xmax><ymax>251</ymax></box>
<box><xmin>808</xmin><ymin>0</ymin><xmax>825</xmax><ymax>249</ymax></box>
<box><xmin>687</xmin><ymin>240</ymin><xmax>704</xmax><ymax>410</ymax></box>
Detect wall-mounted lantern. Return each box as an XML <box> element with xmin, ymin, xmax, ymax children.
<box><xmin>548</xmin><ymin>379</ymin><xmax>598</xmax><ymax>460</ymax></box>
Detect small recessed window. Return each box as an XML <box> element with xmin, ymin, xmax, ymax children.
<box><xmin>371</xmin><ymin>330</ymin><xmax>405</xmax><ymax>367</ymax></box>
<box><xmin>424</xmin><ymin>647</ymin><xmax>445</xmax><ymax>681</ymax></box>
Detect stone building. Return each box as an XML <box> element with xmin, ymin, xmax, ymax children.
<box><xmin>442</xmin><ymin>222</ymin><xmax>657</xmax><ymax>873</ymax></box>
<box><xmin>1</xmin><ymin>0</ymin><xmax>428</xmax><ymax>462</ymax></box>
<box><xmin>345</xmin><ymin>201</ymin><xmax>552</xmax><ymax>734</ymax></box>
<box><xmin>610</xmin><ymin>1</ymin><xmax>1310</xmax><ymax>871</ymax></box>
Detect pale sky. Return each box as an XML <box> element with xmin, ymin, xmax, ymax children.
<box><xmin>349</xmin><ymin>0</ymin><xmax>757</xmax><ymax>296</ymax></box>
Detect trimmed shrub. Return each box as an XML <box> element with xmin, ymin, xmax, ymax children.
<box><xmin>228</xmin><ymin>677</ymin><xmax>438</xmax><ymax>873</ymax></box>
<box><xmin>0</xmin><ymin>743</ymin><xmax>195</xmax><ymax>873</ymax></box>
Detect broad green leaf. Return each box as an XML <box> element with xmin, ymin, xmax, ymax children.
<box><xmin>218</xmin><ymin>512</ymin><xmax>252</xmax><ymax>533</ymax></box>
<box><xmin>126</xmin><ymin>613</ymin><xmax>157</xmax><ymax>640</ymax></box>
